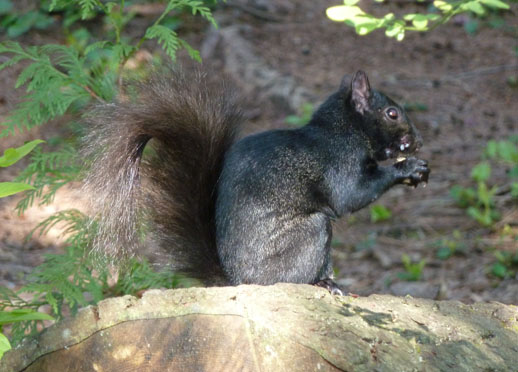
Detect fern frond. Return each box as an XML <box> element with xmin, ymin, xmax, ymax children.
<box><xmin>22</xmin><ymin>209</ymin><xmax>102</xmax><ymax>312</ymax></box>
<box><xmin>165</xmin><ymin>0</ymin><xmax>217</xmax><ymax>27</ymax></box>
<box><xmin>42</xmin><ymin>45</ymin><xmax>86</xmax><ymax>83</ymax></box>
<box><xmin>145</xmin><ymin>25</ymin><xmax>180</xmax><ymax>61</ymax></box>
<box><xmin>79</xmin><ymin>0</ymin><xmax>97</xmax><ymax>19</ymax></box>
<box><xmin>28</xmin><ymin>209</ymin><xmax>88</xmax><ymax>241</ymax></box>
<box><xmin>15</xmin><ymin>144</ymin><xmax>81</xmax><ymax>213</ymax></box>
<box><xmin>179</xmin><ymin>39</ymin><xmax>201</xmax><ymax>62</ymax></box>
<box><xmin>113</xmin><ymin>259</ymin><xmax>185</xmax><ymax>296</ymax></box>
<box><xmin>112</xmin><ymin>42</ymin><xmax>137</xmax><ymax>62</ymax></box>
<box><xmin>0</xmin><ymin>42</ymin><xmax>100</xmax><ymax>137</ymax></box>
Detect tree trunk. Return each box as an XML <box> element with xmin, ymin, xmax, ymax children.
<box><xmin>2</xmin><ymin>284</ymin><xmax>518</xmax><ymax>372</ymax></box>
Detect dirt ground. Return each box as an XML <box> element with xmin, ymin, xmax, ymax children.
<box><xmin>1</xmin><ymin>0</ymin><xmax>517</xmax><ymax>304</ymax></box>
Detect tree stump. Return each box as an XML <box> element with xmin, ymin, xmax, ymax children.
<box><xmin>2</xmin><ymin>284</ymin><xmax>518</xmax><ymax>371</ymax></box>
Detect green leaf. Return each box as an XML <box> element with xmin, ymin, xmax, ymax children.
<box><xmin>0</xmin><ymin>332</ymin><xmax>10</xmax><ymax>360</ymax></box>
<box><xmin>426</xmin><ymin>14</ymin><xmax>441</xmax><ymax>22</ymax></box>
<box><xmin>485</xmin><ymin>140</ymin><xmax>497</xmax><ymax>158</ymax></box>
<box><xmin>0</xmin><ymin>309</ymin><xmax>54</xmax><ymax>326</ymax></box>
<box><xmin>34</xmin><ymin>13</ymin><xmax>54</xmax><ymax>30</ymax></box>
<box><xmin>467</xmin><ymin>206</ymin><xmax>492</xmax><ymax>226</ymax></box>
<box><xmin>411</xmin><ymin>14</ymin><xmax>429</xmax><ymax>30</ymax></box>
<box><xmin>7</xmin><ymin>11</ymin><xmax>39</xmax><ymax>38</ymax></box>
<box><xmin>463</xmin><ymin>1</ymin><xmax>486</xmax><ymax>15</ymax></box>
<box><xmin>437</xmin><ymin>247</ymin><xmax>453</xmax><ymax>260</ymax></box>
<box><xmin>496</xmin><ymin>141</ymin><xmax>517</xmax><ymax>163</ymax></box>
<box><xmin>450</xmin><ymin>185</ymin><xmax>476</xmax><ymax>207</ymax></box>
<box><xmin>433</xmin><ymin>0</ymin><xmax>453</xmax><ymax>12</ymax></box>
<box><xmin>0</xmin><ymin>139</ymin><xmax>45</xmax><ymax>167</ymax></box>
<box><xmin>326</xmin><ymin>5</ymin><xmax>365</xmax><ymax>22</ymax></box>
<box><xmin>403</xmin><ymin>13</ymin><xmax>417</xmax><ymax>21</ymax></box>
<box><xmin>385</xmin><ymin>22</ymin><xmax>405</xmax><ymax>40</ymax></box>
<box><xmin>370</xmin><ymin>204</ymin><xmax>392</xmax><ymax>222</ymax></box>
<box><xmin>491</xmin><ymin>262</ymin><xmax>508</xmax><ymax>278</ymax></box>
<box><xmin>480</xmin><ymin>0</ymin><xmax>510</xmax><ymax>9</ymax></box>
<box><xmin>0</xmin><ymin>182</ymin><xmax>35</xmax><ymax>198</ymax></box>
<box><xmin>471</xmin><ymin>162</ymin><xmax>491</xmax><ymax>182</ymax></box>
<box><xmin>353</xmin><ymin>15</ymin><xmax>382</xmax><ymax>35</ymax></box>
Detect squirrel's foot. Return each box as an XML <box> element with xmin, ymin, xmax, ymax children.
<box><xmin>394</xmin><ymin>157</ymin><xmax>430</xmax><ymax>187</ymax></box>
<box><xmin>314</xmin><ymin>278</ymin><xmax>344</xmax><ymax>296</ymax></box>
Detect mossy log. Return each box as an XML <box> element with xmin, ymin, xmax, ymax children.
<box><xmin>2</xmin><ymin>284</ymin><xmax>518</xmax><ymax>372</ymax></box>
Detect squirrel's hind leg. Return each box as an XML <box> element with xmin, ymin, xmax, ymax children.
<box><xmin>314</xmin><ymin>278</ymin><xmax>344</xmax><ymax>296</ymax></box>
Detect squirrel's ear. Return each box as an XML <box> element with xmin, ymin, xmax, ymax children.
<box><xmin>339</xmin><ymin>74</ymin><xmax>351</xmax><ymax>90</ymax></box>
<box><xmin>351</xmin><ymin>70</ymin><xmax>371</xmax><ymax>114</ymax></box>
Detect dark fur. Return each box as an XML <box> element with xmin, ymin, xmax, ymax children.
<box><xmin>83</xmin><ymin>70</ymin><xmax>242</xmax><ymax>282</ymax></box>
<box><xmin>83</xmin><ymin>69</ymin><xmax>429</xmax><ymax>288</ymax></box>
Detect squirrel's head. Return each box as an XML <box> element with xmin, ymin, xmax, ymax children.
<box><xmin>345</xmin><ymin>70</ymin><xmax>423</xmax><ymax>162</ymax></box>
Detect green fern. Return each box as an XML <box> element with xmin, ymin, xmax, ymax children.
<box><xmin>145</xmin><ymin>25</ymin><xmax>183</xmax><ymax>62</ymax></box>
<box><xmin>14</xmin><ymin>144</ymin><xmax>81</xmax><ymax>214</ymax></box>
<box><xmin>0</xmin><ymin>0</ymin><xmax>220</xmax><ymax>350</ymax></box>
<box><xmin>111</xmin><ymin>259</ymin><xmax>191</xmax><ymax>297</ymax></box>
<box><xmin>0</xmin><ymin>42</ymin><xmax>97</xmax><ymax>137</ymax></box>
<box><xmin>78</xmin><ymin>0</ymin><xmax>97</xmax><ymax>18</ymax></box>
<box><xmin>165</xmin><ymin>0</ymin><xmax>217</xmax><ymax>27</ymax></box>
<box><xmin>2</xmin><ymin>207</ymin><xmax>187</xmax><ymax>346</ymax></box>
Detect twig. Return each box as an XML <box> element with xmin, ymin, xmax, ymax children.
<box><xmin>82</xmin><ymin>85</ymin><xmax>104</xmax><ymax>103</ymax></box>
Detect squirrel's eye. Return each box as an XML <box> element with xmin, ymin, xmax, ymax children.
<box><xmin>386</xmin><ymin>108</ymin><xmax>399</xmax><ymax>121</ymax></box>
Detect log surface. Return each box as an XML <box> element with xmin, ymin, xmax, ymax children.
<box><xmin>2</xmin><ymin>284</ymin><xmax>518</xmax><ymax>372</ymax></box>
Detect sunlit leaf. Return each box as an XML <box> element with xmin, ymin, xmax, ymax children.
<box><xmin>0</xmin><ymin>182</ymin><xmax>35</xmax><ymax>198</ymax></box>
<box><xmin>326</xmin><ymin>5</ymin><xmax>365</xmax><ymax>22</ymax></box>
<box><xmin>0</xmin><ymin>139</ymin><xmax>45</xmax><ymax>167</ymax></box>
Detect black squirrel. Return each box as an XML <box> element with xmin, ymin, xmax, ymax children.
<box><xmin>83</xmin><ymin>69</ymin><xmax>429</xmax><ymax>294</ymax></box>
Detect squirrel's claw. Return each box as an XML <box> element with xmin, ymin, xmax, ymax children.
<box><xmin>314</xmin><ymin>278</ymin><xmax>344</xmax><ymax>296</ymax></box>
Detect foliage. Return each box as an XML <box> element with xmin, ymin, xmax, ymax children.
<box><xmin>0</xmin><ymin>0</ymin><xmax>55</xmax><ymax>38</ymax></box>
<box><xmin>0</xmin><ymin>140</ymin><xmax>53</xmax><ymax>359</ymax></box>
<box><xmin>0</xmin><ymin>140</ymin><xmax>44</xmax><ymax>198</ymax></box>
<box><xmin>0</xmin><ymin>309</ymin><xmax>53</xmax><ymax>359</ymax></box>
<box><xmin>398</xmin><ymin>254</ymin><xmax>426</xmax><ymax>281</ymax></box>
<box><xmin>451</xmin><ymin>137</ymin><xmax>518</xmax><ymax>227</ymax></box>
<box><xmin>490</xmin><ymin>250</ymin><xmax>518</xmax><ymax>278</ymax></box>
<box><xmin>450</xmin><ymin>162</ymin><xmax>500</xmax><ymax>226</ymax></box>
<box><xmin>0</xmin><ymin>0</ymin><xmax>216</xmax><ymax>137</ymax></box>
<box><xmin>0</xmin><ymin>0</ymin><xmax>219</xmax><ymax>352</ymax></box>
<box><xmin>14</xmin><ymin>141</ymin><xmax>82</xmax><ymax>213</ymax></box>
<box><xmin>326</xmin><ymin>0</ymin><xmax>512</xmax><ymax>41</ymax></box>
<box><xmin>285</xmin><ymin>103</ymin><xmax>314</xmax><ymax>127</ymax></box>
<box><xmin>434</xmin><ymin>230</ymin><xmax>467</xmax><ymax>260</ymax></box>
<box><xmin>0</xmin><ymin>208</ymin><xmax>187</xmax><ymax>347</ymax></box>
<box><xmin>370</xmin><ymin>204</ymin><xmax>392</xmax><ymax>223</ymax></box>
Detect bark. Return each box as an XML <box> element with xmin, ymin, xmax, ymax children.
<box><xmin>2</xmin><ymin>284</ymin><xmax>518</xmax><ymax>372</ymax></box>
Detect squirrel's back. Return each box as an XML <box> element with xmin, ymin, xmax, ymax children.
<box><xmin>83</xmin><ymin>69</ymin><xmax>242</xmax><ymax>283</ymax></box>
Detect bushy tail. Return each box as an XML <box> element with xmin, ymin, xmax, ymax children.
<box><xmin>82</xmin><ymin>69</ymin><xmax>242</xmax><ymax>283</ymax></box>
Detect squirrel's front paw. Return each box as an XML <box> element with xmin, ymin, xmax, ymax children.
<box><xmin>395</xmin><ymin>157</ymin><xmax>430</xmax><ymax>187</ymax></box>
